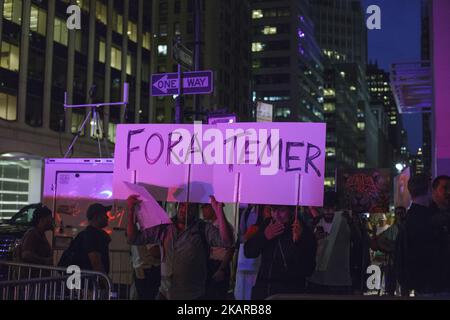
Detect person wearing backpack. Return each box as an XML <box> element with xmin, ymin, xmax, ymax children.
<box><xmin>59</xmin><ymin>203</ymin><xmax>111</xmax><ymax>274</ymax></box>
<box><xmin>126</xmin><ymin>195</ymin><xmax>233</xmax><ymax>300</ymax></box>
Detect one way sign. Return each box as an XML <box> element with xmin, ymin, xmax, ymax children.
<box><xmin>151</xmin><ymin>70</ymin><xmax>214</xmax><ymax>96</ymax></box>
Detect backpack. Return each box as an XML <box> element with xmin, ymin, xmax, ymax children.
<box><xmin>57</xmin><ymin>232</ymin><xmax>85</xmax><ymax>268</ymax></box>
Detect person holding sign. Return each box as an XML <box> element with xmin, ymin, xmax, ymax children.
<box><xmin>244</xmin><ymin>205</ymin><xmax>317</xmax><ymax>300</ymax></box>
<box><xmin>126</xmin><ymin>195</ymin><xmax>233</xmax><ymax>300</ymax></box>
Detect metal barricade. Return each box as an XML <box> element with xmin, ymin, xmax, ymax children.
<box><xmin>0</xmin><ymin>260</ymin><xmax>112</xmax><ymax>300</ymax></box>
<box><xmin>53</xmin><ymin>248</ymin><xmax>133</xmax><ymax>300</ymax></box>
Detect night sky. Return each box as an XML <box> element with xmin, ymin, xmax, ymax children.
<box><xmin>362</xmin><ymin>0</ymin><xmax>423</xmax><ymax>154</ymax></box>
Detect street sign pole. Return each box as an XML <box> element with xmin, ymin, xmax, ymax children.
<box><xmin>175</xmin><ymin>63</ymin><xmax>183</xmax><ymax>124</ymax></box>
<box><xmin>193</xmin><ymin>0</ymin><xmax>202</xmax><ymax>121</ymax></box>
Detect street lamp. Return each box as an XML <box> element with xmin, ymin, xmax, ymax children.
<box><xmin>395</xmin><ymin>163</ymin><xmax>406</xmax><ymax>173</ymax></box>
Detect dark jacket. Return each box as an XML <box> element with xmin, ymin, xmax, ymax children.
<box><xmin>244</xmin><ymin>219</ymin><xmax>317</xmax><ymax>300</ymax></box>
<box><xmin>397</xmin><ymin>203</ymin><xmax>435</xmax><ymax>293</ymax></box>
<box><xmin>430</xmin><ymin>202</ymin><xmax>450</xmax><ymax>293</ymax></box>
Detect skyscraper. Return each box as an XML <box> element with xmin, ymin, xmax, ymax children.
<box><xmin>251</xmin><ymin>0</ymin><xmax>324</xmax><ymax>123</ymax></box>
<box><xmin>311</xmin><ymin>0</ymin><xmax>381</xmax><ymax>170</ymax></box>
<box><xmin>367</xmin><ymin>62</ymin><xmax>403</xmax><ymax>166</ymax></box>
<box><xmin>311</xmin><ymin>0</ymin><xmax>367</xmax><ymax>67</ymax></box>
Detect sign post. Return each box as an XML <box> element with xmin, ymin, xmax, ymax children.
<box><xmin>151</xmin><ymin>71</ymin><xmax>214</xmax><ymax>96</ymax></box>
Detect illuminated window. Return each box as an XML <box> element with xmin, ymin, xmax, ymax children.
<box><xmin>128</xmin><ymin>22</ymin><xmax>138</xmax><ymax>42</ymax></box>
<box><xmin>108</xmin><ymin>123</ymin><xmax>117</xmax><ymax>144</ymax></box>
<box><xmin>262</xmin><ymin>26</ymin><xmax>277</xmax><ymax>35</ymax></box>
<box><xmin>357</xmin><ymin>122</ymin><xmax>365</xmax><ymax>130</ymax></box>
<box><xmin>264</xmin><ymin>96</ymin><xmax>289</xmax><ymax>102</ymax></box>
<box><xmin>252</xmin><ymin>42</ymin><xmax>264</xmax><ymax>52</ymax></box>
<box><xmin>324</xmin><ymin>103</ymin><xmax>335</xmax><ymax>112</ymax></box>
<box><xmin>326</xmin><ymin>147</ymin><xmax>336</xmax><ymax>157</ymax></box>
<box><xmin>71</xmin><ymin>112</ymin><xmax>85</xmax><ymax>135</ymax></box>
<box><xmin>54</xmin><ymin>18</ymin><xmax>68</xmax><ymax>45</ymax></box>
<box><xmin>324</xmin><ymin>89</ymin><xmax>335</xmax><ymax>97</ymax></box>
<box><xmin>340</xmin><ymin>71</ymin><xmax>346</xmax><ymax>78</ymax></box>
<box><xmin>75</xmin><ymin>0</ymin><xmax>89</xmax><ymax>12</ymax></box>
<box><xmin>158</xmin><ymin>45</ymin><xmax>168</xmax><ymax>56</ymax></box>
<box><xmin>174</xmin><ymin>22</ymin><xmax>181</xmax><ymax>36</ymax></box>
<box><xmin>113</xmin><ymin>12</ymin><xmax>123</xmax><ymax>35</ymax></box>
<box><xmin>350</xmin><ymin>86</ymin><xmax>356</xmax><ymax>91</ymax></box>
<box><xmin>126</xmin><ymin>54</ymin><xmax>133</xmax><ymax>75</ymax></box>
<box><xmin>98</xmin><ymin>40</ymin><xmax>106</xmax><ymax>63</ymax></box>
<box><xmin>325</xmin><ymin>177</ymin><xmax>335</xmax><ymax>187</ymax></box>
<box><xmin>0</xmin><ymin>92</ymin><xmax>17</xmax><ymax>121</ymax></box>
<box><xmin>30</xmin><ymin>5</ymin><xmax>47</xmax><ymax>36</ymax></box>
<box><xmin>96</xmin><ymin>2</ymin><xmax>107</xmax><ymax>24</ymax></box>
<box><xmin>252</xmin><ymin>9</ymin><xmax>263</xmax><ymax>19</ymax></box>
<box><xmin>3</xmin><ymin>0</ymin><xmax>22</xmax><ymax>25</ymax></box>
<box><xmin>357</xmin><ymin>162</ymin><xmax>366</xmax><ymax>169</ymax></box>
<box><xmin>143</xmin><ymin>32</ymin><xmax>151</xmax><ymax>50</ymax></box>
<box><xmin>0</xmin><ymin>41</ymin><xmax>20</xmax><ymax>72</ymax></box>
<box><xmin>111</xmin><ymin>46</ymin><xmax>122</xmax><ymax>70</ymax></box>
<box><xmin>275</xmin><ymin>107</ymin><xmax>291</xmax><ymax>118</ymax></box>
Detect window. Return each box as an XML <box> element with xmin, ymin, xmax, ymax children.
<box><xmin>357</xmin><ymin>162</ymin><xmax>366</xmax><ymax>169</ymax></box>
<box><xmin>143</xmin><ymin>32</ymin><xmax>151</xmax><ymax>50</ymax></box>
<box><xmin>357</xmin><ymin>122</ymin><xmax>365</xmax><ymax>130</ymax></box>
<box><xmin>158</xmin><ymin>45</ymin><xmax>167</xmax><ymax>56</ymax></box>
<box><xmin>324</xmin><ymin>103</ymin><xmax>335</xmax><ymax>112</ymax></box>
<box><xmin>324</xmin><ymin>89</ymin><xmax>335</xmax><ymax>97</ymax></box>
<box><xmin>324</xmin><ymin>177</ymin><xmax>335</xmax><ymax>188</ymax></box>
<box><xmin>0</xmin><ymin>93</ymin><xmax>17</xmax><ymax>121</ymax></box>
<box><xmin>159</xmin><ymin>24</ymin><xmax>168</xmax><ymax>37</ymax></box>
<box><xmin>98</xmin><ymin>40</ymin><xmax>106</xmax><ymax>63</ymax></box>
<box><xmin>252</xmin><ymin>9</ymin><xmax>263</xmax><ymax>19</ymax></box>
<box><xmin>326</xmin><ymin>147</ymin><xmax>336</xmax><ymax>157</ymax></box>
<box><xmin>111</xmin><ymin>46</ymin><xmax>122</xmax><ymax>70</ymax></box>
<box><xmin>108</xmin><ymin>123</ymin><xmax>117</xmax><ymax>143</ymax></box>
<box><xmin>54</xmin><ymin>18</ymin><xmax>68</xmax><ymax>45</ymax></box>
<box><xmin>96</xmin><ymin>2</ymin><xmax>107</xmax><ymax>24</ymax></box>
<box><xmin>30</xmin><ymin>5</ymin><xmax>47</xmax><ymax>35</ymax></box>
<box><xmin>128</xmin><ymin>21</ymin><xmax>137</xmax><ymax>42</ymax></box>
<box><xmin>252</xmin><ymin>42</ymin><xmax>264</xmax><ymax>52</ymax></box>
<box><xmin>71</xmin><ymin>112</ymin><xmax>85</xmax><ymax>135</ymax></box>
<box><xmin>126</xmin><ymin>54</ymin><xmax>133</xmax><ymax>76</ymax></box>
<box><xmin>262</xmin><ymin>26</ymin><xmax>277</xmax><ymax>35</ymax></box>
<box><xmin>174</xmin><ymin>23</ymin><xmax>181</xmax><ymax>36</ymax></box>
<box><xmin>3</xmin><ymin>0</ymin><xmax>22</xmax><ymax>25</ymax></box>
<box><xmin>275</xmin><ymin>107</ymin><xmax>291</xmax><ymax>118</ymax></box>
<box><xmin>0</xmin><ymin>41</ymin><xmax>20</xmax><ymax>72</ymax></box>
<box><xmin>113</xmin><ymin>13</ymin><xmax>123</xmax><ymax>35</ymax></box>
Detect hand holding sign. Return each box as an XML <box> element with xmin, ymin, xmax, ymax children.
<box><xmin>124</xmin><ymin>182</ymin><xmax>171</xmax><ymax>229</ymax></box>
<box><xmin>210</xmin><ymin>195</ymin><xmax>223</xmax><ymax>213</ymax></box>
<box><xmin>127</xmin><ymin>194</ymin><xmax>142</xmax><ymax>210</ymax></box>
<box><xmin>292</xmin><ymin>220</ymin><xmax>302</xmax><ymax>243</ymax></box>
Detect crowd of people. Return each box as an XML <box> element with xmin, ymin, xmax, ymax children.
<box><xmin>15</xmin><ymin>174</ymin><xmax>450</xmax><ymax>300</ymax></box>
